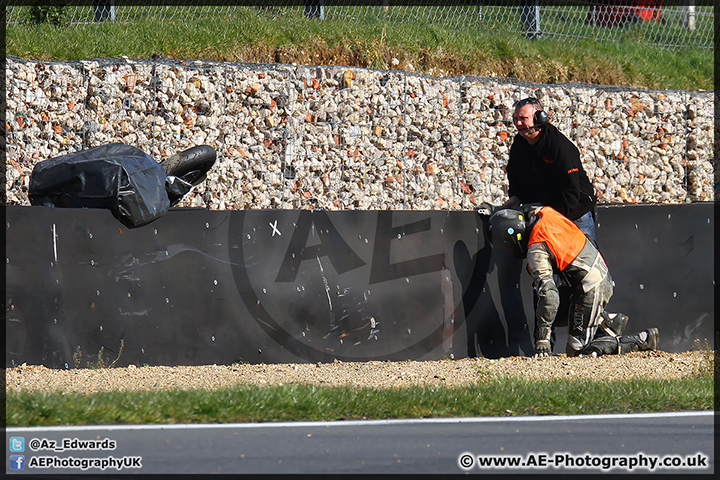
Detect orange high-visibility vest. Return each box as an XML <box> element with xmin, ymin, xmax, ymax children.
<box><xmin>527</xmin><ymin>207</ymin><xmax>588</xmax><ymax>271</ymax></box>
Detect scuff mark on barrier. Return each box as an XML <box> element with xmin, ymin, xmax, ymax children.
<box><xmin>52</xmin><ymin>223</ymin><xmax>58</xmax><ymax>263</ymax></box>
<box><xmin>684</xmin><ymin>313</ymin><xmax>708</xmax><ymax>339</ymax></box>
<box><xmin>112</xmin><ymin>243</ymin><xmax>241</xmax><ymax>279</ymax></box>
<box><xmin>678</xmin><ymin>235</ymin><xmax>694</xmax><ymax>257</ymax></box>
<box><xmin>317</xmin><ymin>254</ymin><xmax>335</xmax><ymax>326</ymax></box>
<box><xmin>119</xmin><ymin>309</ymin><xmax>150</xmax><ymax>317</ymax></box>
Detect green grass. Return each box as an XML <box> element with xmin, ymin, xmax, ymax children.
<box><xmin>6</xmin><ymin>374</ymin><xmax>713</xmax><ymax>427</ymax></box>
<box><xmin>4</xmin><ymin>7</ymin><xmax>713</xmax><ymax>91</ymax></box>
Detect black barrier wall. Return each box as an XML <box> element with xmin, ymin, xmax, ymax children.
<box><xmin>5</xmin><ymin>204</ymin><xmax>714</xmax><ymax>368</ymax></box>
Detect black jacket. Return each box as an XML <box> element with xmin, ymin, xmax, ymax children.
<box><xmin>506</xmin><ymin>123</ymin><xmax>596</xmax><ymax>221</ymax></box>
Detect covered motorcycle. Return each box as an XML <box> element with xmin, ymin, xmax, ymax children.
<box><xmin>28</xmin><ymin>143</ymin><xmax>215</xmax><ymax>227</ymax></box>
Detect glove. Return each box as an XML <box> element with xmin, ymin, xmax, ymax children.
<box><xmin>477</xmin><ymin>202</ymin><xmax>495</xmax><ymax>217</ymax></box>
<box><xmin>534</xmin><ymin>339</ymin><xmax>552</xmax><ymax>358</ymax></box>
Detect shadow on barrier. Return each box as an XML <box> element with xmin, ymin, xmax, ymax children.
<box><xmin>5</xmin><ymin>204</ymin><xmax>714</xmax><ymax>368</ymax></box>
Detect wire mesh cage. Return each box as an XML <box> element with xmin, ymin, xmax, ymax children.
<box><xmin>5</xmin><ymin>55</ymin><xmax>714</xmax><ymax>211</ymax></box>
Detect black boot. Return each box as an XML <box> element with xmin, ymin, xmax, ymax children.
<box><xmin>618</xmin><ymin>328</ymin><xmax>659</xmax><ymax>354</ymax></box>
<box><xmin>600</xmin><ymin>312</ymin><xmax>629</xmax><ymax>337</ymax></box>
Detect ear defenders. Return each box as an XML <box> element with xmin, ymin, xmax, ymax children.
<box><xmin>534</xmin><ymin>109</ymin><xmax>550</xmax><ymax>129</ymax></box>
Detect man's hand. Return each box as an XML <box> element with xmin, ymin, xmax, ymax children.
<box><xmin>534</xmin><ymin>339</ymin><xmax>552</xmax><ymax>357</ymax></box>
<box><xmin>477</xmin><ymin>202</ymin><xmax>495</xmax><ymax>216</ymax></box>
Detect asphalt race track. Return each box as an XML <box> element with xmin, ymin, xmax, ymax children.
<box><xmin>6</xmin><ymin>411</ymin><xmax>714</xmax><ymax>475</ymax></box>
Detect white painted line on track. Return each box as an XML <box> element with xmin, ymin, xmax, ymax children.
<box><xmin>6</xmin><ymin>410</ymin><xmax>714</xmax><ymax>433</ymax></box>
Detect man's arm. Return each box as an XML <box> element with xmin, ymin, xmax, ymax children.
<box><xmin>545</xmin><ymin>132</ymin><xmax>583</xmax><ymax>217</ymax></box>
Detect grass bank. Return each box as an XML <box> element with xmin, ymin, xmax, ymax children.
<box><xmin>5</xmin><ymin>8</ymin><xmax>712</xmax><ymax>90</ymax></box>
<box><xmin>6</xmin><ymin>374</ymin><xmax>714</xmax><ymax>426</ymax></box>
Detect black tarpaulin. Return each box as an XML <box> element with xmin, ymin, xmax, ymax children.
<box><xmin>29</xmin><ymin>143</ymin><xmax>171</xmax><ymax>227</ymax></box>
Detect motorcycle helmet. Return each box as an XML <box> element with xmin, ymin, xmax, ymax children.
<box><xmin>488</xmin><ymin>208</ymin><xmax>529</xmax><ymax>259</ymax></box>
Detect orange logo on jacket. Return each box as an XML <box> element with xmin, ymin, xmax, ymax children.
<box><xmin>567</xmin><ymin>168</ymin><xmax>578</xmax><ymax>174</ymax></box>
<box><xmin>542</xmin><ymin>156</ymin><xmax>553</xmax><ymax>164</ymax></box>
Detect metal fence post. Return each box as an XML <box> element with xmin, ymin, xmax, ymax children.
<box><xmin>304</xmin><ymin>0</ymin><xmax>325</xmax><ymax>20</ymax></box>
<box><xmin>93</xmin><ymin>0</ymin><xmax>115</xmax><ymax>22</ymax></box>
<box><xmin>520</xmin><ymin>1</ymin><xmax>541</xmax><ymax>39</ymax></box>
<box><xmin>680</xmin><ymin>2</ymin><xmax>696</xmax><ymax>31</ymax></box>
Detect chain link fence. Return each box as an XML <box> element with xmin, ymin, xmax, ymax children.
<box><xmin>3</xmin><ymin>2</ymin><xmax>714</xmax><ymax>51</ymax></box>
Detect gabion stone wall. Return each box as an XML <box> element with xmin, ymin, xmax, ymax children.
<box><xmin>5</xmin><ymin>57</ymin><xmax>714</xmax><ymax>210</ymax></box>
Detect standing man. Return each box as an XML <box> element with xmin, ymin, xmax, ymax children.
<box><xmin>488</xmin><ymin>205</ymin><xmax>659</xmax><ymax>358</ymax></box>
<box><xmin>502</xmin><ymin>97</ymin><xmax>597</xmax><ymax>242</ymax></box>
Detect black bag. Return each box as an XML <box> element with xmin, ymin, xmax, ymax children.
<box><xmin>29</xmin><ymin>143</ymin><xmax>171</xmax><ymax>227</ymax></box>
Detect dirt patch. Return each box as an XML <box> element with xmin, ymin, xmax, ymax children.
<box><xmin>5</xmin><ymin>350</ymin><xmax>711</xmax><ymax>394</ymax></box>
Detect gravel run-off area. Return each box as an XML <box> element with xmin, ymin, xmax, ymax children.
<box><xmin>4</xmin><ymin>350</ymin><xmax>712</xmax><ymax>394</ymax></box>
